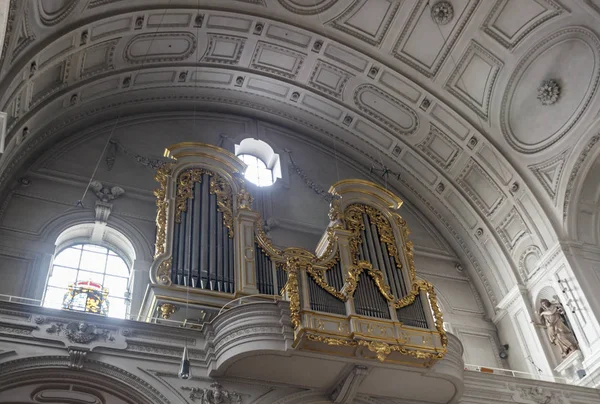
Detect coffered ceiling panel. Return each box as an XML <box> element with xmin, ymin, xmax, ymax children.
<box><xmin>501</xmin><ymin>27</ymin><xmax>600</xmax><ymax>153</ymax></box>
<box><xmin>392</xmin><ymin>0</ymin><xmax>480</xmax><ymax>78</ymax></box>
<box><xmin>482</xmin><ymin>0</ymin><xmax>564</xmax><ymax>50</ymax></box>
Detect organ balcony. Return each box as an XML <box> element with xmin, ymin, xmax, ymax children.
<box><xmin>136</xmin><ymin>142</ymin><xmax>464</xmax><ymax>403</ymax></box>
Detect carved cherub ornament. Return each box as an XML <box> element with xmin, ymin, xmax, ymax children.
<box><xmin>90</xmin><ymin>181</ymin><xmax>125</xmax><ymax>202</ymax></box>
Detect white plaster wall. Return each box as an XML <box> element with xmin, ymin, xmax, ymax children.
<box><xmin>0</xmin><ymin>112</ymin><xmax>501</xmax><ymax>366</ymax></box>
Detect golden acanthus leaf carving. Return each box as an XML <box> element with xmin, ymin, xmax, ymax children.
<box><xmin>306</xmin><ymin>264</ymin><xmax>346</xmax><ymax>301</ymax></box>
<box><xmin>285</xmin><ymin>258</ymin><xmax>302</xmax><ymax>329</ymax></box>
<box><xmin>153</xmin><ymin>163</ymin><xmax>174</xmax><ymax>258</ymax></box>
<box><xmin>157</xmin><ymin>258</ymin><xmax>172</xmax><ymax>286</ymax></box>
<box><xmin>344</xmin><ymin>204</ymin><xmax>402</xmax><ymax>269</ymax></box>
<box><xmin>174</xmin><ymin>168</ymin><xmax>234</xmax><ymax>237</ymax></box>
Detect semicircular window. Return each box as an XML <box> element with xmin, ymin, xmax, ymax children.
<box><xmin>235</xmin><ymin>138</ymin><xmax>281</xmax><ymax>187</ymax></box>
<box><xmin>42</xmin><ymin>244</ymin><xmax>130</xmax><ymax>319</ymax></box>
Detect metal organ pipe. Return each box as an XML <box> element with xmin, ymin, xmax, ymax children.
<box><xmin>191</xmin><ymin>182</ymin><xmax>202</xmax><ymax>285</ymax></box>
<box><xmin>216</xmin><ymin>210</ymin><xmax>224</xmax><ymax>292</ymax></box>
<box><xmin>200</xmin><ymin>175</ymin><xmax>210</xmax><ymax>288</ymax></box>
<box><xmin>208</xmin><ymin>192</ymin><xmax>217</xmax><ymax>291</ymax></box>
<box><xmin>227</xmin><ymin>234</ymin><xmax>234</xmax><ymax>293</ymax></box>
<box><xmin>168</xmin><ymin>172</ymin><xmax>236</xmax><ymax>293</ymax></box>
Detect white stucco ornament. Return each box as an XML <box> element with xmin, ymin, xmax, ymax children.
<box><xmin>431</xmin><ymin>1</ymin><xmax>454</xmax><ymax>25</ymax></box>
<box><xmin>537</xmin><ymin>79</ymin><xmax>561</xmax><ymax>105</ymax></box>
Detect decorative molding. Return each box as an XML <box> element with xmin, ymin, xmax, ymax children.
<box><xmin>529</xmin><ymin>149</ymin><xmax>569</xmax><ymax>203</ymax></box>
<box><xmin>37</xmin><ymin>0</ymin><xmax>79</xmax><ymax>26</ymax></box>
<box><xmin>457</xmin><ymin>159</ymin><xmax>505</xmax><ymax>217</ymax></box>
<box><xmin>329</xmin><ymin>0</ymin><xmax>401</xmax><ymax>47</ymax></box>
<box><xmin>80</xmin><ymin>39</ymin><xmax>117</xmax><ymax>78</ymax></box>
<box><xmin>496</xmin><ymin>207</ymin><xmax>530</xmax><ymax>253</ymax></box>
<box><xmin>44</xmin><ymin>320</ymin><xmax>114</xmax><ymax>344</ymax></box>
<box><xmin>392</xmin><ymin>0</ymin><xmax>481</xmax><ymax>78</ymax></box>
<box><xmin>518</xmin><ymin>245</ymin><xmax>542</xmax><ymax>281</ymax></box>
<box><xmin>417</xmin><ymin>123</ymin><xmax>461</xmax><ymax>170</ymax></box>
<box><xmin>308</xmin><ymin>59</ymin><xmax>352</xmax><ymax>98</ymax></box>
<box><xmin>482</xmin><ymin>0</ymin><xmax>564</xmax><ymax>50</ymax></box>
<box><xmin>124</xmin><ymin>32</ymin><xmax>197</xmax><ymax>64</ymax></box>
<box><xmin>10</xmin><ymin>1</ymin><xmax>35</xmax><ymax>63</ymax></box>
<box><xmin>277</xmin><ymin>0</ymin><xmax>339</xmax><ymax>15</ymax></box>
<box><xmin>445</xmin><ymin>40</ymin><xmax>503</xmax><ymax>120</ymax></box>
<box><xmin>500</xmin><ymin>27</ymin><xmax>600</xmax><ymax>153</ymax></box>
<box><xmin>250</xmin><ymin>41</ymin><xmax>306</xmax><ymax>79</ymax></box>
<box><xmin>182</xmin><ymin>382</ymin><xmax>242</xmax><ymax>403</ymax></box>
<box><xmin>202</xmin><ymin>34</ymin><xmax>246</xmax><ymax>65</ymax></box>
<box><xmin>353</xmin><ymin>84</ymin><xmax>419</xmax><ymax>135</ymax></box>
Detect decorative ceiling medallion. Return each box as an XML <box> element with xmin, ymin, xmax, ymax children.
<box><xmin>431</xmin><ymin>1</ymin><xmax>454</xmax><ymax>25</ymax></box>
<box><xmin>501</xmin><ymin>27</ymin><xmax>600</xmax><ymax>154</ymax></box>
<box><xmin>537</xmin><ymin>79</ymin><xmax>560</xmax><ymax>105</ymax></box>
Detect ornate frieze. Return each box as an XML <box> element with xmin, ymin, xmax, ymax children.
<box><xmin>45</xmin><ymin>321</ymin><xmax>113</xmax><ymax>344</ymax></box>
<box><xmin>182</xmin><ymin>382</ymin><xmax>242</xmax><ymax>403</ymax></box>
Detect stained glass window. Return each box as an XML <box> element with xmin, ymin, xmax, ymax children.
<box><xmin>43</xmin><ymin>244</ymin><xmax>130</xmax><ymax>319</ymax></box>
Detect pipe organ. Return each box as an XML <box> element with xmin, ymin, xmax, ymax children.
<box><xmin>147</xmin><ymin>143</ymin><xmax>446</xmax><ymax>367</ymax></box>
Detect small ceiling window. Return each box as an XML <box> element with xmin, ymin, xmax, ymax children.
<box><xmin>235</xmin><ymin>138</ymin><xmax>281</xmax><ymax>187</ymax></box>
<box><xmin>42</xmin><ymin>244</ymin><xmax>130</xmax><ymax>319</ymax></box>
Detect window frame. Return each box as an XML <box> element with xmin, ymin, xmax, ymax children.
<box><xmin>42</xmin><ymin>242</ymin><xmax>131</xmax><ymax>319</ymax></box>
<box><xmin>237</xmin><ymin>153</ymin><xmax>276</xmax><ymax>187</ymax></box>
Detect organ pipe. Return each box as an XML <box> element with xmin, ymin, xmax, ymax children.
<box><xmin>170</xmin><ymin>173</ymin><xmax>235</xmax><ymax>293</ymax></box>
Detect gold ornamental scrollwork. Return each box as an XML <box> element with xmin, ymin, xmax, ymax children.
<box><xmin>345</xmin><ymin>204</ymin><xmax>401</xmax><ymax>267</ymax></box>
<box><xmin>157</xmin><ymin>258</ymin><xmax>172</xmax><ymax>286</ymax></box>
<box><xmin>174</xmin><ymin>168</ymin><xmax>234</xmax><ymax>238</ymax></box>
<box><xmin>154</xmin><ymin>163</ymin><xmax>174</xmax><ymax>258</ymax></box>
<box><xmin>285</xmin><ymin>259</ymin><xmax>302</xmax><ymax>329</ymax></box>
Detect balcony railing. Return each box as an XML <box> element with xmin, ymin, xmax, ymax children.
<box><xmin>464</xmin><ymin>363</ymin><xmax>568</xmax><ymax>384</ymax></box>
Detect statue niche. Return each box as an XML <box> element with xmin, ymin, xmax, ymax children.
<box><xmin>536</xmin><ymin>299</ymin><xmax>579</xmax><ymax>358</ymax></box>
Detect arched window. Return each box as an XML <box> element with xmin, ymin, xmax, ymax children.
<box><xmin>42</xmin><ymin>244</ymin><xmax>130</xmax><ymax>319</ymax></box>
<box><xmin>235</xmin><ymin>138</ymin><xmax>281</xmax><ymax>187</ymax></box>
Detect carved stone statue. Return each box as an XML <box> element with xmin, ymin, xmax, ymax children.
<box><xmin>536</xmin><ymin>299</ymin><xmax>578</xmax><ymax>358</ymax></box>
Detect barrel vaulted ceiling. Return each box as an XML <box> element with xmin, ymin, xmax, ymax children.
<box><xmin>0</xmin><ymin>0</ymin><xmax>599</xmax><ymax>316</ymax></box>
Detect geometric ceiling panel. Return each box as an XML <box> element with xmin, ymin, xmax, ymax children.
<box><xmin>501</xmin><ymin>27</ymin><xmax>600</xmax><ymax>154</ymax></box>
<box><xmin>202</xmin><ymin>34</ymin><xmax>246</xmax><ymax>65</ymax></box>
<box><xmin>482</xmin><ymin>0</ymin><xmax>564</xmax><ymax>50</ymax></box>
<box><xmin>250</xmin><ymin>42</ymin><xmax>306</xmax><ymax>79</ymax></box>
<box><xmin>37</xmin><ymin>0</ymin><xmax>78</xmax><ymax>26</ymax></box>
<box><xmin>353</xmin><ymin>84</ymin><xmax>419</xmax><ymax>135</ymax></box>
<box><xmin>393</xmin><ymin>0</ymin><xmax>480</xmax><ymax>78</ymax></box>
<box><xmin>329</xmin><ymin>0</ymin><xmax>401</xmax><ymax>46</ymax></box>
<box><xmin>417</xmin><ymin>123</ymin><xmax>461</xmax><ymax>170</ymax></box>
<box><xmin>308</xmin><ymin>60</ymin><xmax>352</xmax><ymax>98</ymax></box>
<box><xmin>457</xmin><ymin>159</ymin><xmax>505</xmax><ymax>217</ymax></box>
<box><xmin>278</xmin><ymin>0</ymin><xmax>339</xmax><ymax>15</ymax></box>
<box><xmin>11</xmin><ymin>6</ymin><xmax>35</xmax><ymax>62</ymax></box>
<box><xmin>124</xmin><ymin>32</ymin><xmax>197</xmax><ymax>64</ymax></box>
<box><xmin>446</xmin><ymin>40</ymin><xmax>503</xmax><ymax>120</ymax></box>
<box><xmin>529</xmin><ymin>149</ymin><xmax>569</xmax><ymax>203</ymax></box>
<box><xmin>497</xmin><ymin>207</ymin><xmax>530</xmax><ymax>253</ymax></box>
